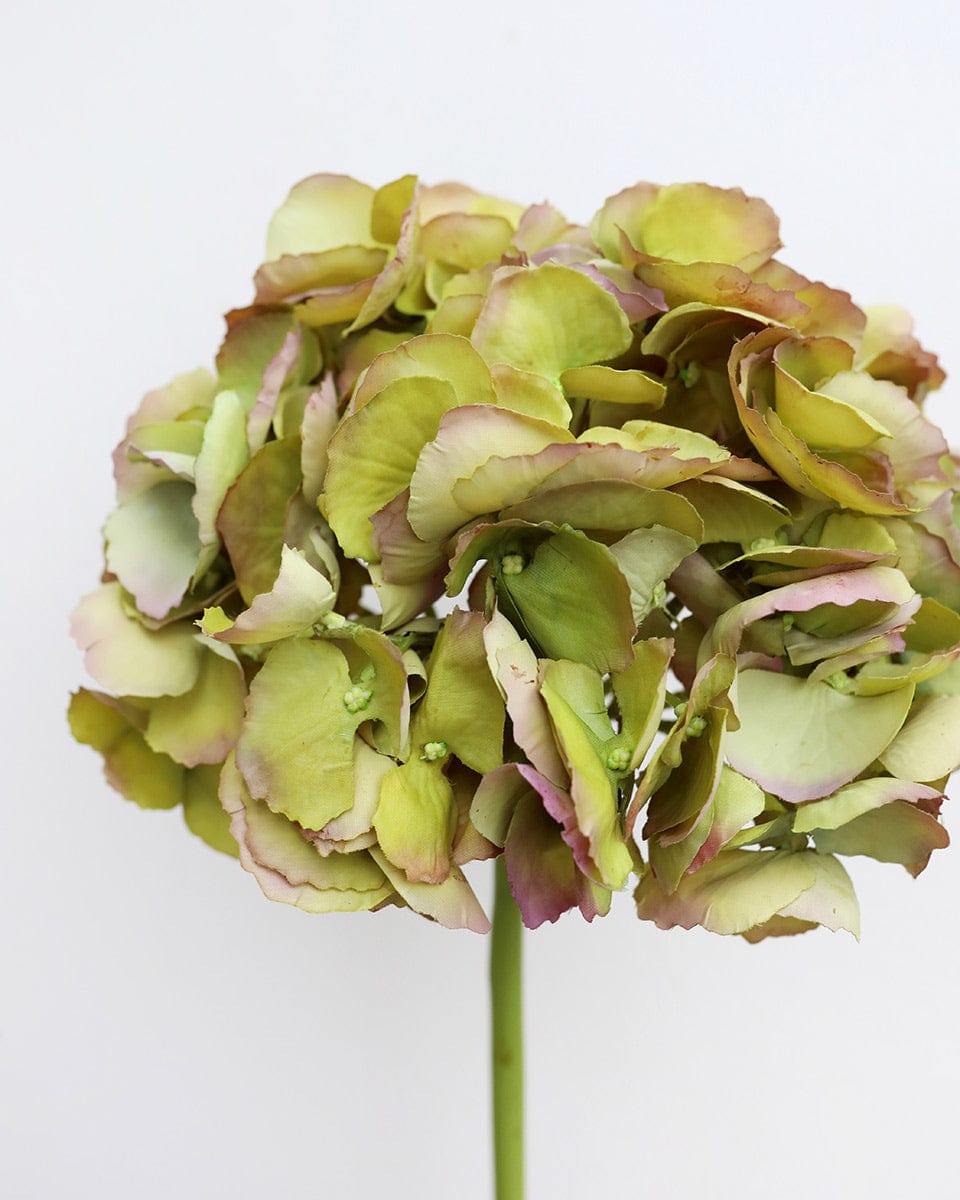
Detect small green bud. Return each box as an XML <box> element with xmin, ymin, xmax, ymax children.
<box><xmin>650</xmin><ymin>580</ymin><xmax>667</xmax><ymax>608</ymax></box>
<box><xmin>782</xmin><ymin>613</ymin><xmax>795</xmax><ymax>631</ymax></box>
<box><xmin>421</xmin><ymin>741</ymin><xmax>448</xmax><ymax>762</ymax></box>
<box><xmin>320</xmin><ymin>612</ymin><xmax>349</xmax><ymax>630</ymax></box>
<box><xmin>343</xmin><ymin>684</ymin><xmax>373</xmax><ymax>713</ymax></box>
<box><xmin>678</xmin><ymin>361</ymin><xmax>701</xmax><ymax>388</ymax></box>
<box><xmin>775</xmin><ymin>527</ymin><xmax>790</xmax><ymax>545</ymax></box>
<box><xmin>606</xmin><ymin>747</ymin><xmax>631</xmax><ymax>772</ymax></box>
<box><xmin>686</xmin><ymin>715</ymin><xmax>708</xmax><ymax>738</ymax></box>
<box><xmin>826</xmin><ymin>671</ymin><xmax>854</xmax><ymax>694</ymax></box>
<box><xmin>673</xmin><ymin>700</ymin><xmax>688</xmax><ymax>718</ymax></box>
<box><xmin>748</xmin><ymin>537</ymin><xmax>778</xmax><ymax>554</ymax></box>
<box><xmin>501</xmin><ymin>553</ymin><xmax>525</xmax><ymax>577</ymax></box>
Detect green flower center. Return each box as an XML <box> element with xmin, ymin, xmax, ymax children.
<box><xmin>501</xmin><ymin>553</ymin><xmax>525</xmax><ymax>577</ymax></box>
<box><xmin>606</xmin><ymin>747</ymin><xmax>631</xmax><ymax>772</ymax></box>
<box><xmin>343</xmin><ymin>685</ymin><xmax>373</xmax><ymax>713</ymax></box>
<box><xmin>421</xmin><ymin>741</ymin><xmax>448</xmax><ymax>762</ymax></box>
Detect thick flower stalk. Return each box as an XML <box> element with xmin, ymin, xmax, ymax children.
<box><xmin>71</xmin><ymin>172</ymin><xmax>956</xmax><ymax>942</ymax></box>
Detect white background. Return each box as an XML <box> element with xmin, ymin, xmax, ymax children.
<box><xmin>2</xmin><ymin>2</ymin><xmax>959</xmax><ymax>1196</ymax></box>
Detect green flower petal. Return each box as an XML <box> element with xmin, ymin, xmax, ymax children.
<box><xmin>879</xmin><ymin>696</ymin><xmax>960</xmax><ymax>782</ymax></box>
<box><xmin>471</xmin><ymin>263</ymin><xmax>632</xmax><ymax>378</ymax></box>
<box><xmin>71</xmin><ymin>583</ymin><xmax>202</xmax><ymax>698</ymax></box>
<box><xmin>221</xmin><ymin>755</ymin><xmax>392</xmax><ymax>913</ymax></box>
<box><xmin>636</xmin><ymin>848</ymin><xmax>858</xmax><ymax>938</ymax></box>
<box><xmin>265</xmin><ymin>173</ymin><xmax>380</xmax><ymax>260</ymax></box>
<box><xmin>368</xmin><ymin>848</ymin><xmax>490</xmax><ymax>933</ymax></box>
<box><xmin>637</xmin><ymin>183</ymin><xmax>781</xmax><ymax>271</ymax></box>
<box><xmin>725</xmin><ymin>670</ymin><xmax>914</xmax><ymax>802</ymax></box>
<box><xmin>104</xmin><ymin>482</ymin><xmax>202</xmax><ymax>620</ymax></box>
<box><xmin>236</xmin><ymin>637</ymin><xmax>405</xmax><ymax>829</ymax></box>
<box><xmin>191</xmin><ymin>390</ymin><xmax>249</xmax><ymax>546</ymax></box>
<box><xmin>144</xmin><ymin>641</ymin><xmax>244</xmax><ymax>767</ymax></box>
<box><xmin>408</xmin><ymin>405</ymin><xmax>573</xmax><ymax>542</ymax></box>
<box><xmin>649</xmin><ymin>765</ymin><xmax>766</xmax><ymax>893</ymax></box>
<box><xmin>69</xmin><ymin>689</ymin><xmax>184</xmax><ymax>810</ymax></box>
<box><xmin>499</xmin><ymin>528</ymin><xmax>636</xmax><ymax>673</ymax></box>
<box><xmin>373</xmin><ymin>758</ymin><xmax>457</xmax><ymax>884</ymax></box>
<box><xmin>540</xmin><ymin>661</ymin><xmax>634</xmax><ymax>888</ymax></box>
<box><xmin>560</xmin><ymin>365</ymin><xmax>666</xmax><ymax>409</ymax></box>
<box><xmin>415</xmin><ymin>610</ymin><xmax>505</xmax><ymax>774</ymax></box>
<box><xmin>183</xmin><ymin>764</ymin><xmax>238</xmax><ymax>857</ymax></box>
<box><xmin>202</xmin><ymin>545</ymin><xmax>334</xmax><ymax>644</ymax></box>
<box><xmin>217</xmin><ymin>436</ymin><xmax>303</xmax><ymax>603</ymax></box>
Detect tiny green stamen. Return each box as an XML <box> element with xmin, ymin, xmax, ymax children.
<box><xmin>686</xmin><ymin>715</ymin><xmax>707</xmax><ymax>738</ymax></box>
<box><xmin>679</xmin><ymin>361</ymin><xmax>701</xmax><ymax>388</ymax></box>
<box><xmin>606</xmin><ymin>747</ymin><xmax>631</xmax><ymax>772</ymax></box>
<box><xmin>501</xmin><ymin>554</ymin><xmax>525</xmax><ymax>577</ymax></box>
<box><xmin>421</xmin><ymin>741</ymin><xmax>448</xmax><ymax>762</ymax></box>
<box><xmin>343</xmin><ymin>684</ymin><xmax>373</xmax><ymax>713</ymax></box>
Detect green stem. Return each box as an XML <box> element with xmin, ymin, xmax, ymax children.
<box><xmin>490</xmin><ymin>856</ymin><xmax>524</xmax><ymax>1200</ymax></box>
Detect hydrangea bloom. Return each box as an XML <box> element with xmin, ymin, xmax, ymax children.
<box><xmin>70</xmin><ymin>173</ymin><xmax>957</xmax><ymax>941</ymax></box>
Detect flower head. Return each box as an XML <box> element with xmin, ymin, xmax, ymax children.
<box><xmin>71</xmin><ymin>173</ymin><xmax>955</xmax><ymax>940</ymax></box>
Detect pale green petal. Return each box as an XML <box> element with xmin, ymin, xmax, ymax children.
<box><xmin>265</xmin><ymin>173</ymin><xmax>380</xmax><ymax>260</ymax></box>
<box><xmin>408</xmin><ymin>405</ymin><xmax>573</xmax><ymax>542</ymax></box>
<box><xmin>415</xmin><ymin>609</ymin><xmax>505</xmax><ymax>774</ymax></box>
<box><xmin>104</xmin><ymin>482</ymin><xmax>202</xmax><ymax>619</ymax></box>
<box><xmin>373</xmin><ymin>758</ymin><xmax>457</xmax><ymax>884</ymax></box>
<box><xmin>369</xmin><ymin>848</ymin><xmax>491</xmax><ymax>932</ymax></box>
<box><xmin>794</xmin><ymin>777</ymin><xmax>944</xmax><ymax>832</ymax></box>
<box><xmin>879</xmin><ymin>696</ymin><xmax>960</xmax><ymax>781</ymax></box>
<box><xmin>609</xmin><ymin>526</ymin><xmax>698</xmax><ymax>622</ymax></box>
<box><xmin>183</xmin><ymin>764</ymin><xmax>238</xmax><ymax>857</ymax></box>
<box><xmin>206</xmin><ymin>545</ymin><xmax>334</xmax><ymax>644</ymax></box>
<box><xmin>471</xmin><ymin>263</ymin><xmax>633</xmax><ymax>378</ymax></box>
<box><xmin>725</xmin><ymin>670</ymin><xmax>914</xmax><ymax>802</ymax></box>
<box><xmin>560</xmin><ymin>365</ymin><xmax>666</xmax><ymax>408</ymax></box>
<box><xmin>191</xmin><ymin>390</ymin><xmax>249</xmax><ymax>546</ymax></box>
<box><xmin>71</xmin><ymin>583</ymin><xmax>202</xmax><ymax>698</ymax></box>
<box><xmin>499</xmin><ymin>528</ymin><xmax>636</xmax><ymax>673</ymax></box>
<box><xmin>145</xmin><ymin>643</ymin><xmax>245</xmax><ymax>766</ymax></box>
<box><xmin>217</xmin><ymin>436</ymin><xmax>304</xmax><ymax>603</ymax></box>
<box><xmin>636</xmin><ymin>849</ymin><xmax>827</xmax><ymax>935</ymax></box>
<box><xmin>69</xmin><ymin>688</ymin><xmax>184</xmax><ymax>811</ymax></box>
<box><xmin>236</xmin><ymin>640</ymin><xmax>359</xmax><ymax>829</ymax></box>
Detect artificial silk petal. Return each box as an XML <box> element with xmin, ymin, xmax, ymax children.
<box><xmin>499</xmin><ymin>528</ymin><xmax>636</xmax><ymax>673</ymax></box>
<box><xmin>217</xmin><ymin>436</ymin><xmax>303</xmax><ymax>603</ymax></box>
<box><xmin>470</xmin><ymin>262</ymin><xmax>633</xmax><ymax>378</ymax></box>
<box><xmin>373</xmin><ymin>758</ymin><xmax>457</xmax><ymax>884</ymax></box>
<box><xmin>202</xmin><ymin>545</ymin><xmax>335</xmax><ymax>644</ymax></box>
<box><xmin>649</xmin><ymin>765</ymin><xmax>766</xmax><ymax>893</ymax></box>
<box><xmin>71</xmin><ymin>583</ymin><xmax>202</xmax><ymax>698</ymax></box>
<box><xmin>540</xmin><ymin>661</ymin><xmax>634</xmax><ymax>888</ymax></box>
<box><xmin>191</xmin><ymin>390</ymin><xmax>249</xmax><ymax>546</ymax></box>
<box><xmin>221</xmin><ymin>755</ymin><xmax>392</xmax><ymax>913</ymax></box>
<box><xmin>104</xmin><ymin>482</ymin><xmax>202</xmax><ymax>620</ymax></box>
<box><xmin>811</xmin><ymin>803</ymin><xmax>948</xmax><ymax>871</ymax></box>
<box><xmin>414</xmin><ymin>610</ymin><xmax>506</xmax><ymax>774</ymax></box>
<box><xmin>69</xmin><ymin>689</ymin><xmax>185</xmax><ymax>811</ymax></box>
<box><xmin>408</xmin><ymin>405</ymin><xmax>573</xmax><ymax>542</ymax></box>
<box><xmin>482</xmin><ymin>610</ymin><xmax>568</xmax><ymax>786</ymax></box>
<box><xmin>265</xmin><ymin>173</ymin><xmax>380</xmax><ymax>260</ymax></box>
<box><xmin>637</xmin><ymin>183</ymin><xmax>781</xmax><ymax>271</ymax></box>
<box><xmin>636</xmin><ymin>849</ymin><xmax>858</xmax><ymax>938</ymax></box>
<box><xmin>144</xmin><ymin>642</ymin><xmax>245</xmax><ymax>767</ymax></box>
<box><xmin>725</xmin><ymin>670</ymin><xmax>914</xmax><ymax>802</ymax></box>
<box><xmin>369</xmin><ymin>848</ymin><xmax>491</xmax><ymax>933</ymax></box>
<box><xmin>879</xmin><ymin>696</ymin><xmax>960</xmax><ymax>782</ymax></box>
<box><xmin>182</xmin><ymin>764</ymin><xmax>238</xmax><ymax>857</ymax></box>
<box><xmin>560</xmin><ymin>365</ymin><xmax>666</xmax><ymax>408</ymax></box>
